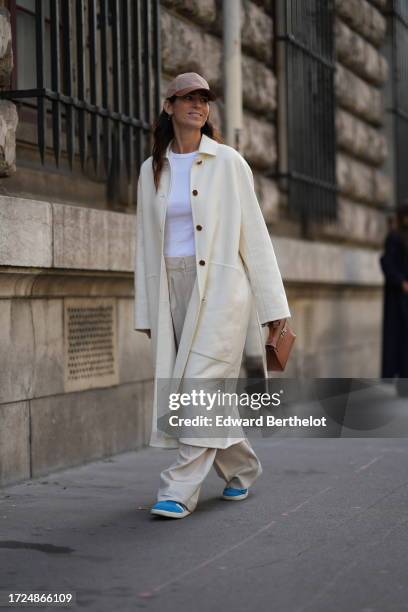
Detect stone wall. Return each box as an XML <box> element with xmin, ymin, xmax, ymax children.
<box><xmin>0</xmin><ymin>8</ymin><xmax>17</xmax><ymax>177</ymax></box>
<box><xmin>0</xmin><ymin>197</ymin><xmax>154</xmax><ymax>486</ymax></box>
<box><xmin>313</xmin><ymin>0</ymin><xmax>390</xmax><ymax>246</ymax></box>
<box><xmin>0</xmin><ymin>0</ymin><xmax>391</xmax><ymax>486</ymax></box>
<box><xmin>161</xmin><ymin>0</ymin><xmax>391</xmax><ymax>248</ymax></box>
<box><xmin>0</xmin><ymin>194</ymin><xmax>384</xmax><ymax>485</ymax></box>
<box><xmin>160</xmin><ymin>0</ymin><xmax>280</xmax><ymax>227</ymax></box>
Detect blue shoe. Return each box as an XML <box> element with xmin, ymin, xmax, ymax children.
<box><xmin>150</xmin><ymin>500</ymin><xmax>191</xmax><ymax>518</ymax></box>
<box><xmin>222</xmin><ymin>486</ymin><xmax>248</xmax><ymax>501</ymax></box>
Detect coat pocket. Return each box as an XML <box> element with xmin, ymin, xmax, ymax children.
<box><xmin>191</xmin><ymin>261</ymin><xmax>252</xmax><ymax>365</ymax></box>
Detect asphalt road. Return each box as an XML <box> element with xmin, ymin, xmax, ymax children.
<box><xmin>1</xmin><ymin>436</ymin><xmax>408</xmax><ymax>612</ymax></box>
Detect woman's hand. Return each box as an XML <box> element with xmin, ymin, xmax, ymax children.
<box><xmin>402</xmin><ymin>280</ymin><xmax>408</xmax><ymax>293</ymax></box>
<box><xmin>266</xmin><ymin>319</ymin><xmax>287</xmax><ymax>347</ymax></box>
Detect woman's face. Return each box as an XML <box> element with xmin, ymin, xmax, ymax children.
<box><xmin>165</xmin><ymin>91</ymin><xmax>210</xmax><ymax>130</ymax></box>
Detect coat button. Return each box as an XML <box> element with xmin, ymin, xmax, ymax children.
<box><xmin>199</xmin><ymin>259</ymin><xmax>206</xmax><ymax>266</ymax></box>
<box><xmin>196</xmin><ymin>224</ymin><xmax>202</xmax><ymax>231</ymax></box>
<box><xmin>197</xmin><ymin>160</ymin><xmax>203</xmax><ymax>165</ymax></box>
<box><xmin>192</xmin><ymin>189</ymin><xmax>198</xmax><ymax>196</ymax></box>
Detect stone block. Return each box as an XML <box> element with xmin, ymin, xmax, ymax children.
<box><xmin>161</xmin><ymin>9</ymin><xmax>221</xmax><ymax>92</ymax></box>
<box><xmin>335</xmin><ymin>17</ymin><xmax>388</xmax><ymax>86</ymax></box>
<box><xmin>335</xmin><ymin>0</ymin><xmax>386</xmax><ymax>46</ymax></box>
<box><xmin>0</xmin><ymin>8</ymin><xmax>12</xmax><ymax>88</ymax></box>
<box><xmin>336</xmin><ymin>107</ymin><xmax>387</xmax><ymax>166</ymax></box>
<box><xmin>161</xmin><ymin>0</ymin><xmax>217</xmax><ymax>26</ymax></box>
<box><xmin>52</xmin><ymin>202</ymin><xmax>134</xmax><ymax>271</ymax></box>
<box><xmin>0</xmin><ymin>101</ymin><xmax>17</xmax><ymax>176</ymax></box>
<box><xmin>314</xmin><ymin>196</ymin><xmax>387</xmax><ymax>247</ymax></box>
<box><xmin>250</xmin><ymin>0</ymin><xmax>273</xmax><ymax>15</ymax></box>
<box><xmin>335</xmin><ymin>63</ymin><xmax>384</xmax><ymax>125</ymax></box>
<box><xmin>242</xmin><ymin>54</ymin><xmax>277</xmax><ymax>114</ymax></box>
<box><xmin>0</xmin><ymin>401</ymin><xmax>30</xmax><ymax>486</ymax></box>
<box><xmin>272</xmin><ymin>236</ymin><xmax>383</xmax><ymax>286</ymax></box>
<box><xmin>368</xmin><ymin>0</ymin><xmax>387</xmax><ymax>10</ymax></box>
<box><xmin>241</xmin><ymin>112</ymin><xmax>276</xmax><ymax>169</ymax></box>
<box><xmin>336</xmin><ymin>152</ymin><xmax>392</xmax><ymax>206</ymax></box>
<box><xmin>0</xmin><ymin>298</ymin><xmax>64</xmax><ymax>404</ymax></box>
<box><xmin>293</xmin><ymin>292</ymin><xmax>382</xmax><ymax>377</ymax></box>
<box><xmin>0</xmin><ymin>288</ymin><xmax>154</xmax><ymax>403</ymax></box>
<box><xmin>241</xmin><ymin>0</ymin><xmax>273</xmax><ymax>64</ymax></box>
<box><xmin>253</xmin><ymin>172</ymin><xmax>279</xmax><ymax>224</ymax></box>
<box><xmin>0</xmin><ymin>196</ymin><xmax>52</xmax><ymax>267</ymax></box>
<box><xmin>30</xmin><ymin>381</ymin><xmax>151</xmax><ymax>478</ymax></box>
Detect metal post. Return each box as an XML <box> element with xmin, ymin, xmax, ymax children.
<box><xmin>223</xmin><ymin>0</ymin><xmax>242</xmax><ymax>151</ymax></box>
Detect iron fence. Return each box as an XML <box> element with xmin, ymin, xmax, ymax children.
<box><xmin>273</xmin><ymin>0</ymin><xmax>337</xmax><ymax>228</ymax></box>
<box><xmin>1</xmin><ymin>0</ymin><xmax>161</xmax><ymax>206</ymax></box>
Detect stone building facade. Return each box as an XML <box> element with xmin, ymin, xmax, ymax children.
<box><xmin>0</xmin><ymin>0</ymin><xmax>399</xmax><ymax>485</ymax></box>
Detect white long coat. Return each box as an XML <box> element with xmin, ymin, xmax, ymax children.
<box><xmin>134</xmin><ymin>133</ymin><xmax>291</xmax><ymax>449</ymax></box>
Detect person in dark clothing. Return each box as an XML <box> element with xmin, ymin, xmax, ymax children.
<box><xmin>380</xmin><ymin>203</ymin><xmax>408</xmax><ymax>396</ymax></box>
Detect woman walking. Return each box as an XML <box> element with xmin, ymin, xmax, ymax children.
<box><xmin>380</xmin><ymin>202</ymin><xmax>408</xmax><ymax>396</ymax></box>
<box><xmin>134</xmin><ymin>72</ymin><xmax>291</xmax><ymax>518</ymax></box>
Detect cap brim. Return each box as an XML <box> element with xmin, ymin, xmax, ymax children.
<box><xmin>173</xmin><ymin>86</ymin><xmax>216</xmax><ymax>101</ymax></box>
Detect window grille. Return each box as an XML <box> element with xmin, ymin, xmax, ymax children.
<box><xmin>386</xmin><ymin>0</ymin><xmax>408</xmax><ymax>210</ymax></box>
<box><xmin>1</xmin><ymin>0</ymin><xmax>161</xmax><ymax>207</ymax></box>
<box><xmin>273</xmin><ymin>0</ymin><xmax>337</xmax><ymax>228</ymax></box>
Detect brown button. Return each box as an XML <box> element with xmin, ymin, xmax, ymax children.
<box><xmin>196</xmin><ymin>224</ymin><xmax>202</xmax><ymax>231</ymax></box>
<box><xmin>197</xmin><ymin>160</ymin><xmax>203</xmax><ymax>165</ymax></box>
<box><xmin>192</xmin><ymin>189</ymin><xmax>198</xmax><ymax>196</ymax></box>
<box><xmin>199</xmin><ymin>259</ymin><xmax>206</xmax><ymax>266</ymax></box>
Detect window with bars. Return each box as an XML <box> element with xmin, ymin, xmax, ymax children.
<box><xmin>273</xmin><ymin>0</ymin><xmax>337</xmax><ymax>231</ymax></box>
<box><xmin>2</xmin><ymin>0</ymin><xmax>161</xmax><ymax>209</ymax></box>
<box><xmin>386</xmin><ymin>0</ymin><xmax>408</xmax><ymax>210</ymax></box>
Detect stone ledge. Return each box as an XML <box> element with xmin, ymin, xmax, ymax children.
<box><xmin>0</xmin><ymin>196</ymin><xmax>135</xmax><ymax>271</ymax></box>
<box><xmin>272</xmin><ymin>236</ymin><xmax>383</xmax><ymax>286</ymax></box>
<box><xmin>0</xmin><ymin>196</ymin><xmax>384</xmax><ymax>286</ymax></box>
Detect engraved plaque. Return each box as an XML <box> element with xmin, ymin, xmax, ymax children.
<box><xmin>64</xmin><ymin>298</ymin><xmax>118</xmax><ymax>392</ymax></box>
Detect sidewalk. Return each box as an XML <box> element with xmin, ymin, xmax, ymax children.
<box><xmin>1</xmin><ymin>437</ymin><xmax>408</xmax><ymax>611</ymax></box>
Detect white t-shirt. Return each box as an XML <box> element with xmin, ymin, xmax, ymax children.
<box><xmin>163</xmin><ymin>149</ymin><xmax>198</xmax><ymax>257</ymax></box>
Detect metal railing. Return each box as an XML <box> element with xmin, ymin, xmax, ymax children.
<box><xmin>273</xmin><ymin>0</ymin><xmax>337</xmax><ymax>228</ymax></box>
<box><xmin>1</xmin><ymin>0</ymin><xmax>161</xmax><ymax>206</ymax></box>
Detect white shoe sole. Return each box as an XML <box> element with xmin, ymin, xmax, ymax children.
<box><xmin>222</xmin><ymin>491</ymin><xmax>249</xmax><ymax>501</ymax></box>
<box><xmin>150</xmin><ymin>507</ymin><xmax>191</xmax><ymax>519</ymax></box>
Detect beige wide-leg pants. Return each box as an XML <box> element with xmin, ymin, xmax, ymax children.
<box><xmin>157</xmin><ymin>255</ymin><xmax>263</xmax><ymax>512</ymax></box>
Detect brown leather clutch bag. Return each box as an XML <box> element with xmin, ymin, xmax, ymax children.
<box><xmin>265</xmin><ymin>322</ymin><xmax>296</xmax><ymax>371</ymax></box>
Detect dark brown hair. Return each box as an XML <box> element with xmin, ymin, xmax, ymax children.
<box><xmin>151</xmin><ymin>95</ymin><xmax>223</xmax><ymax>191</ymax></box>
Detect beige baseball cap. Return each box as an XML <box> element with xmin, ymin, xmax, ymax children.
<box><xmin>165</xmin><ymin>72</ymin><xmax>216</xmax><ymax>101</ymax></box>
